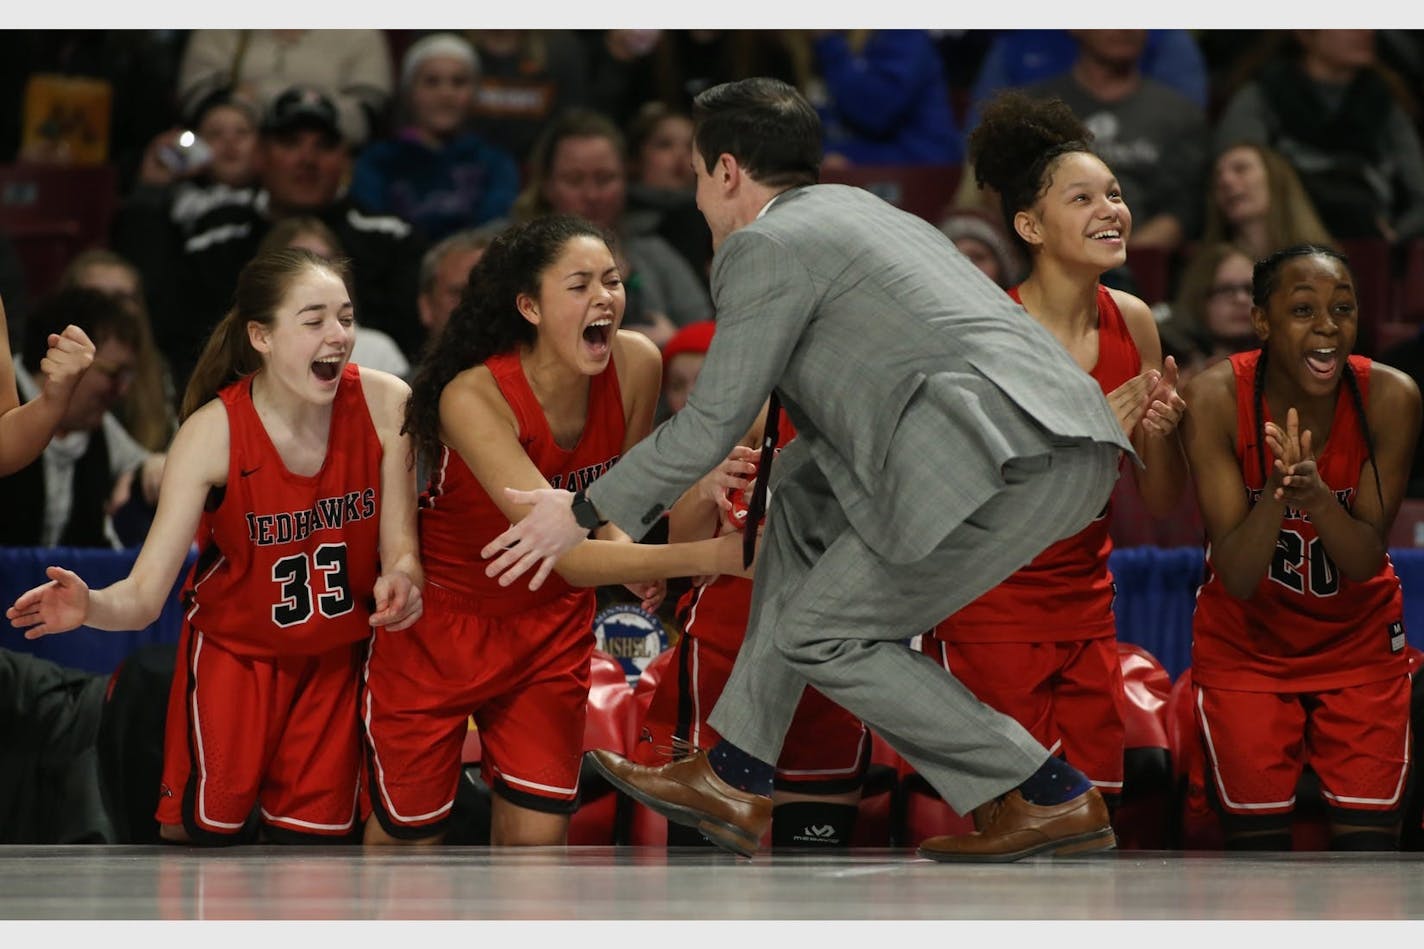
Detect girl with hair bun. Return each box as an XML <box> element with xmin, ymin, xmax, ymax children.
<box><xmin>920</xmin><ymin>89</ymin><xmax>1188</xmax><ymax>821</ymax></box>
<box><xmin>9</xmin><ymin>247</ymin><xmax>424</xmax><ymax>845</ymax></box>
<box><xmin>1181</xmin><ymin>244</ymin><xmax>1420</xmax><ymax>850</ymax></box>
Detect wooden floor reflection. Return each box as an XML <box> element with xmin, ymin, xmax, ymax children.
<box><xmin>2</xmin><ymin>846</ymin><xmax>1424</xmax><ymax>923</ymax></box>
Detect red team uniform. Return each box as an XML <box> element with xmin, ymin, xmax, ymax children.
<box><xmin>362</xmin><ymin>350</ymin><xmax>625</xmax><ymax>837</ymax></box>
<box><xmin>634</xmin><ymin>410</ymin><xmax>869</xmax><ymax>794</ymax></box>
<box><xmin>1191</xmin><ymin>351</ymin><xmax>1410</xmax><ymax>820</ymax></box>
<box><xmin>158</xmin><ymin>363</ymin><xmax>383</xmax><ymax>841</ymax></box>
<box><xmin>922</xmin><ymin>284</ymin><xmax>1139</xmax><ymax>796</ymax></box>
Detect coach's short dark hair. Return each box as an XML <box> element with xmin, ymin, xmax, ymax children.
<box><xmin>693</xmin><ymin>77</ymin><xmax>821</xmax><ymax>190</ymax></box>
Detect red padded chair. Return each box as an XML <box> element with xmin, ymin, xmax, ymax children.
<box><xmin>626</xmin><ymin>648</ymin><xmax>674</xmax><ymax>845</ymax></box>
<box><xmin>460</xmin><ymin>717</ymin><xmax>481</xmax><ymax>765</ymax></box>
<box><xmin>895</xmin><ymin>725</ymin><xmax>974</xmax><ymax>847</ymax></box>
<box><xmin>849</xmin><ymin>730</ymin><xmax>899</xmax><ymax>847</ymax></box>
<box><xmin>568</xmin><ymin>650</ymin><xmax>636</xmax><ymax>844</ymax></box>
<box><xmin>1166</xmin><ymin>668</ymin><xmax>1224</xmax><ymax>850</ymax></box>
<box><xmin>1115</xmin><ymin>642</ymin><xmax>1174</xmax><ymax>849</ymax></box>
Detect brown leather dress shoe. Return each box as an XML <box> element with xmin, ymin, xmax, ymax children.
<box><xmin>586</xmin><ymin>748</ymin><xmax>772</xmax><ymax>857</ymax></box>
<box><xmin>916</xmin><ymin>787</ymin><xmax>1116</xmax><ymax>863</ymax></box>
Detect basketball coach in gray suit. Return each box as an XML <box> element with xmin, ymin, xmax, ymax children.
<box><xmin>483</xmin><ymin>77</ymin><xmax>1165</xmax><ymax>861</ymax></box>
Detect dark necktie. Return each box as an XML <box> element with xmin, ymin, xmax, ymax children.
<box><xmin>743</xmin><ymin>392</ymin><xmax>781</xmax><ymax>569</ymax></box>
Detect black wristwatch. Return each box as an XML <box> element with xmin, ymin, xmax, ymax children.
<box><xmin>571</xmin><ymin>489</ymin><xmax>608</xmax><ymax>532</ymax></box>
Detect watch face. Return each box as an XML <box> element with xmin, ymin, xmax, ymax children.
<box><xmin>574</xmin><ymin>494</ymin><xmax>602</xmax><ymax>530</ymax></box>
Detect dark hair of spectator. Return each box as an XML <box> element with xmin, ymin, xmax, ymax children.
<box><xmin>23</xmin><ymin>286</ymin><xmax>142</xmax><ymax>377</ymax></box>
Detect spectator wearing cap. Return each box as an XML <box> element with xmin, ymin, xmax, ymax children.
<box><xmin>177</xmin><ymin>29</ymin><xmax>393</xmax><ymax>148</ymax></box>
<box><xmin>162</xmin><ymin>86</ymin><xmax>428</xmax><ymax>396</ymax></box>
<box><xmin>659</xmin><ymin>319</ymin><xmax>716</xmax><ymax>421</ymax></box>
<box><xmin>350</xmin><ymin>33</ymin><xmax>520</xmax><ymax>242</ymax></box>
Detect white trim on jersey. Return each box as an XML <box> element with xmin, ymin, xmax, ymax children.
<box><xmin>490</xmin><ymin>765</ymin><xmax>578</xmax><ymax>799</ymax></box>
<box><xmin>259</xmin><ymin>808</ymin><xmax>356</xmax><ymax>833</ymax></box>
<box><xmin>1319</xmin><ymin>717</ymin><xmax>1411</xmax><ymax>809</ymax></box>
<box><xmin>361</xmin><ymin>629</ymin><xmax>455</xmax><ymax>825</ymax></box>
<box><xmin>773</xmin><ymin>726</ymin><xmax>870</xmax><ymax>780</ymax></box>
<box><xmin>191</xmin><ymin>631</ymin><xmax>249</xmax><ymax>831</ymax></box>
<box><xmin>1197</xmin><ymin>688</ymin><xmax>1295</xmax><ymax>812</ymax></box>
<box><xmin>690</xmin><ymin>636</ymin><xmax>704</xmax><ymax>749</ymax></box>
<box><xmin>185</xmin><ymin>552</ymin><xmax>227</xmax><ymax>622</ymax></box>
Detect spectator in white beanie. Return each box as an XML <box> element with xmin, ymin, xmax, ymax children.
<box><xmin>938</xmin><ymin>210</ymin><xmax>1025</xmax><ymax>289</ymax></box>
<box><xmin>351</xmin><ymin>32</ymin><xmax>521</xmax><ymax>242</ymax></box>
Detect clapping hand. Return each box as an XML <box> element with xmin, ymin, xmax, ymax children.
<box><xmin>1264</xmin><ymin>407</ymin><xmax>1329</xmax><ymax>511</ymax></box>
<box><xmin>1140</xmin><ymin>356</ymin><xmax>1187</xmax><ymax>437</ymax></box>
<box><xmin>1107</xmin><ymin>368</ymin><xmax>1160</xmax><ymax>437</ymax></box>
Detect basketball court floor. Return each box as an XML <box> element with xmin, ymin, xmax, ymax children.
<box><xmin>2</xmin><ymin>845</ymin><xmax>1423</xmax><ymax>943</ymax></box>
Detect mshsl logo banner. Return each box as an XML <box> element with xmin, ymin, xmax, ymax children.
<box><xmin>593</xmin><ymin>603</ymin><xmax>669</xmax><ymax>684</ymax></box>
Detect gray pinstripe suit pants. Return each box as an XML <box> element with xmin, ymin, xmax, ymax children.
<box><xmin>706</xmin><ymin>437</ymin><xmax>1121</xmax><ymax>815</ymax></box>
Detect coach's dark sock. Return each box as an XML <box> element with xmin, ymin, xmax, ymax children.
<box><xmin>1015</xmin><ymin>755</ymin><xmax>1091</xmax><ymax>806</ymax></box>
<box><xmin>706</xmin><ymin>741</ymin><xmax>774</xmax><ymax>796</ymax></box>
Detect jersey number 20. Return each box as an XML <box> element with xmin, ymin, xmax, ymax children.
<box><xmin>271</xmin><ymin>543</ymin><xmax>354</xmax><ymax>626</ymax></box>
<box><xmin>1268</xmin><ymin>529</ymin><xmax>1341</xmax><ymax>598</ymax></box>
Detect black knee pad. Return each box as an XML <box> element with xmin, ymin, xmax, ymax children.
<box><xmin>1331</xmin><ymin>829</ymin><xmax>1400</xmax><ymax>852</ymax></box>
<box><xmin>771</xmin><ymin>801</ymin><xmax>859</xmax><ymax>849</ymax></box>
<box><xmin>1218</xmin><ymin>809</ymin><xmax>1292</xmax><ymax>851</ymax></box>
<box><xmin>1326</xmin><ymin>801</ymin><xmax>1401</xmax><ymax>851</ymax></box>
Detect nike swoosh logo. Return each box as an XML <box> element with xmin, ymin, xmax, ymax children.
<box><xmin>240</xmin><ymin>466</ymin><xmax>261</xmax><ymax>478</ymax></box>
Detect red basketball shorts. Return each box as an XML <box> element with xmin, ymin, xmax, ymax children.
<box><xmin>924</xmin><ymin>636</ymin><xmax>1126</xmax><ymax>793</ymax></box>
<box><xmin>361</xmin><ymin>584</ymin><xmax>595</xmax><ymax>837</ymax></box>
<box><xmin>1196</xmin><ymin>676</ymin><xmax>1411</xmax><ymax>816</ymax></box>
<box><xmin>156</xmin><ymin>623</ymin><xmax>363</xmax><ymax>841</ymax></box>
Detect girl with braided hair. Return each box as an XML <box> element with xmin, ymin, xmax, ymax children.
<box><xmin>1181</xmin><ymin>243</ymin><xmax>1421</xmax><ymax>850</ymax></box>
<box><xmin>919</xmin><ymin>89</ymin><xmax>1187</xmax><ymax>822</ymax></box>
<box><xmin>361</xmin><ymin>213</ymin><xmax>748</xmax><ymax>847</ymax></box>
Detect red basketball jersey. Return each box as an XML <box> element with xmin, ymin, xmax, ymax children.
<box><xmin>675</xmin><ymin>409</ymin><xmax>797</xmax><ymax>652</ymax></box>
<box><xmin>1191</xmin><ymin>350</ymin><xmax>1407</xmax><ymax>691</ymax></box>
<box><xmin>182</xmin><ymin>363</ymin><xmax>383</xmax><ymax>657</ymax></box>
<box><xmin>933</xmin><ymin>284</ymin><xmax>1139</xmax><ymax>643</ymax></box>
<box><xmin>420</xmin><ymin>349</ymin><xmax>626</xmax><ymax>612</ymax></box>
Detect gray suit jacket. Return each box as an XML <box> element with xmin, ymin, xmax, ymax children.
<box><xmin>588</xmin><ymin>184</ymin><xmax>1134</xmax><ymax>563</ymax></box>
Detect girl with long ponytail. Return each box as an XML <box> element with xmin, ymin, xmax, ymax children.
<box><xmin>9</xmin><ymin>247</ymin><xmax>423</xmax><ymax>846</ymax></box>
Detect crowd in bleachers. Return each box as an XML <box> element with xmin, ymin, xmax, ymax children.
<box><xmin>5</xmin><ymin>27</ymin><xmax>1424</xmax><ymax>852</ymax></box>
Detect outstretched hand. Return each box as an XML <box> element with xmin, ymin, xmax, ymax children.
<box><xmin>481</xmin><ymin>487</ymin><xmax>588</xmax><ymax>591</ymax></box>
<box><xmin>6</xmin><ymin>566</ymin><xmax>90</xmax><ymax>639</ymax></box>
